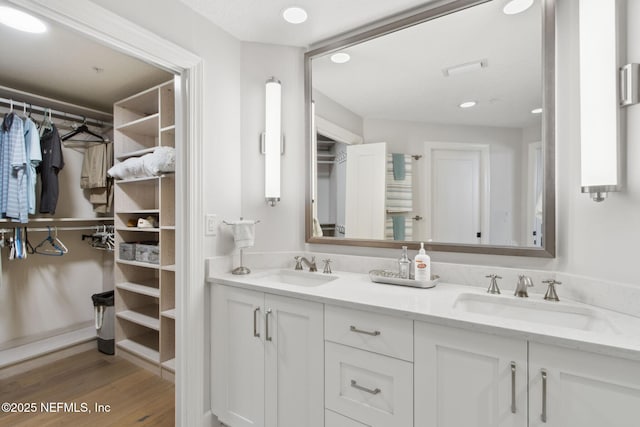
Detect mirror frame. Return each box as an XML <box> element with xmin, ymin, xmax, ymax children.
<box><xmin>305</xmin><ymin>0</ymin><xmax>555</xmax><ymax>258</ymax></box>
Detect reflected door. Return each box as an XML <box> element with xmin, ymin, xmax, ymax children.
<box><xmin>345</xmin><ymin>142</ymin><xmax>386</xmax><ymax>239</ymax></box>
<box><xmin>431</xmin><ymin>149</ymin><xmax>482</xmax><ymax>244</ymax></box>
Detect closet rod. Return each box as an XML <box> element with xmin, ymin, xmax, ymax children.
<box><xmin>0</xmin><ymin>97</ymin><xmax>108</xmax><ymax>128</ymax></box>
<box><xmin>0</xmin><ymin>225</ymin><xmax>112</xmax><ymax>233</ymax></box>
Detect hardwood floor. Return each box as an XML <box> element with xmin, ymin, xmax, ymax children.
<box><xmin>0</xmin><ymin>350</ymin><xmax>175</xmax><ymax>426</ymax></box>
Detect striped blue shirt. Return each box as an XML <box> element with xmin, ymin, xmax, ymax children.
<box><xmin>0</xmin><ymin>113</ymin><xmax>28</xmax><ymax>223</ymax></box>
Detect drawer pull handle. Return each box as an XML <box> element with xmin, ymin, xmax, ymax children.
<box><xmin>350</xmin><ymin>325</ymin><xmax>381</xmax><ymax>336</ymax></box>
<box><xmin>253</xmin><ymin>307</ymin><xmax>260</xmax><ymax>337</ymax></box>
<box><xmin>510</xmin><ymin>361</ymin><xmax>516</xmax><ymax>414</ymax></box>
<box><xmin>541</xmin><ymin>369</ymin><xmax>548</xmax><ymax>423</ymax></box>
<box><xmin>350</xmin><ymin>379</ymin><xmax>381</xmax><ymax>395</ymax></box>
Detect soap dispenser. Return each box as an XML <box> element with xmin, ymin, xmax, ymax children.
<box><xmin>398</xmin><ymin>246</ymin><xmax>411</xmax><ymax>279</ymax></box>
<box><xmin>413</xmin><ymin>242</ymin><xmax>431</xmax><ymax>282</ymax></box>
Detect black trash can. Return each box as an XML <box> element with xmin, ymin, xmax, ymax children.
<box><xmin>92</xmin><ymin>290</ymin><xmax>115</xmax><ymax>355</ymax></box>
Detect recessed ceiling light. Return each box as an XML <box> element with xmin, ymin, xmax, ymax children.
<box><xmin>0</xmin><ymin>6</ymin><xmax>46</xmax><ymax>33</ymax></box>
<box><xmin>282</xmin><ymin>6</ymin><xmax>308</xmax><ymax>24</ymax></box>
<box><xmin>531</xmin><ymin>107</ymin><xmax>543</xmax><ymax>114</ymax></box>
<box><xmin>459</xmin><ymin>101</ymin><xmax>477</xmax><ymax>109</ymax></box>
<box><xmin>330</xmin><ymin>52</ymin><xmax>351</xmax><ymax>64</ymax></box>
<box><xmin>503</xmin><ymin>0</ymin><xmax>534</xmax><ymax>15</ymax></box>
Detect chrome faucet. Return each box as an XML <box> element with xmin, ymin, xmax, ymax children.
<box><xmin>514</xmin><ymin>275</ymin><xmax>534</xmax><ymax>298</ymax></box>
<box><xmin>294</xmin><ymin>256</ymin><xmax>317</xmax><ymax>272</ymax></box>
<box><xmin>542</xmin><ymin>279</ymin><xmax>562</xmax><ymax>301</ymax></box>
<box><xmin>486</xmin><ymin>274</ymin><xmax>502</xmax><ymax>294</ymax></box>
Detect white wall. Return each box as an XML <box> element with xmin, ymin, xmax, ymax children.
<box><xmin>239</xmin><ymin>42</ymin><xmax>306</xmax><ymax>253</ymax></box>
<box><xmin>313</xmin><ymin>89</ymin><xmax>364</xmax><ymax>137</ymax></box>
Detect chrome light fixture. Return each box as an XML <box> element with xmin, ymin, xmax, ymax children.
<box><xmin>262</xmin><ymin>77</ymin><xmax>283</xmax><ymax>206</ymax></box>
<box><xmin>579</xmin><ymin>0</ymin><xmax>622</xmax><ymax>202</ymax></box>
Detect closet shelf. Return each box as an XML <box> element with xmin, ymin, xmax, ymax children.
<box><xmin>116</xmin><ymin>259</ymin><xmax>160</xmax><ymax>270</ymax></box>
<box><xmin>117</xmin><ymin>336</ymin><xmax>160</xmax><ymax>363</ymax></box>
<box><xmin>117</xmin><ymin>306</ymin><xmax>160</xmax><ymax>330</ymax></box>
<box><xmin>161</xmin><ymin>309</ymin><xmax>176</xmax><ymax>319</ymax></box>
<box><xmin>162</xmin><ymin>358</ymin><xmax>175</xmax><ymax>373</ymax></box>
<box><xmin>115</xmin><ymin>113</ymin><xmax>159</xmax><ymax>136</ymax></box>
<box><xmin>162</xmin><ymin>265</ymin><xmax>177</xmax><ymax>272</ymax></box>
<box><xmin>116</xmin><ymin>227</ymin><xmax>161</xmax><ymax>233</ymax></box>
<box><xmin>0</xmin><ymin>217</ymin><xmax>114</xmax><ymax>223</ymax></box>
<box><xmin>160</xmin><ymin>125</ymin><xmax>175</xmax><ymax>133</ymax></box>
<box><xmin>116</xmin><ymin>281</ymin><xmax>160</xmax><ymax>298</ymax></box>
<box><xmin>116</xmin><ymin>209</ymin><xmax>159</xmax><ymax>215</ymax></box>
<box><xmin>115</xmin><ymin>176</ymin><xmax>161</xmax><ymax>184</ymax></box>
<box><xmin>161</xmin><ymin>226</ymin><xmax>175</xmax><ymax>231</ymax></box>
<box><xmin>116</xmin><ymin>147</ymin><xmax>156</xmax><ymax>161</ymax></box>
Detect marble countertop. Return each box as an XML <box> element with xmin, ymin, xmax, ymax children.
<box><xmin>208</xmin><ymin>268</ymin><xmax>640</xmax><ymax>362</ymax></box>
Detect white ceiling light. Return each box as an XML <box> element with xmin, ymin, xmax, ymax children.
<box><xmin>443</xmin><ymin>59</ymin><xmax>488</xmax><ymax>77</ymax></box>
<box><xmin>503</xmin><ymin>0</ymin><xmax>534</xmax><ymax>15</ymax></box>
<box><xmin>459</xmin><ymin>101</ymin><xmax>477</xmax><ymax>109</ymax></box>
<box><xmin>282</xmin><ymin>6</ymin><xmax>308</xmax><ymax>24</ymax></box>
<box><xmin>0</xmin><ymin>6</ymin><xmax>46</xmax><ymax>33</ymax></box>
<box><xmin>531</xmin><ymin>107</ymin><xmax>543</xmax><ymax>114</ymax></box>
<box><xmin>330</xmin><ymin>52</ymin><xmax>351</xmax><ymax>64</ymax></box>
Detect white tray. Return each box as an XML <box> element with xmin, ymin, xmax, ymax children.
<box><xmin>369</xmin><ymin>269</ymin><xmax>439</xmax><ymax>289</ymax></box>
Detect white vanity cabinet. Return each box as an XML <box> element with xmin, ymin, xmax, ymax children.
<box><xmin>528</xmin><ymin>343</ymin><xmax>640</xmax><ymax>427</ymax></box>
<box><xmin>211</xmin><ymin>284</ymin><xmax>324</xmax><ymax>427</ymax></box>
<box><xmin>414</xmin><ymin>322</ymin><xmax>528</xmax><ymax>427</ymax></box>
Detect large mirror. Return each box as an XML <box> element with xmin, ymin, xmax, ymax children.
<box><xmin>305</xmin><ymin>0</ymin><xmax>555</xmax><ymax>257</ymax></box>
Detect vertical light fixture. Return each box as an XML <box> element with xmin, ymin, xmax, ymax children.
<box><xmin>263</xmin><ymin>77</ymin><xmax>282</xmax><ymax>206</ymax></box>
<box><xmin>579</xmin><ymin>0</ymin><xmax>622</xmax><ymax>202</ymax></box>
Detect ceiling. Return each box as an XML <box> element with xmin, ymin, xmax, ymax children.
<box><xmin>177</xmin><ymin>0</ymin><xmax>441</xmax><ymax>47</ymax></box>
<box><xmin>311</xmin><ymin>0</ymin><xmax>543</xmax><ymax>129</ymax></box>
<box><xmin>0</xmin><ymin>0</ymin><xmax>172</xmax><ymax>115</ymax></box>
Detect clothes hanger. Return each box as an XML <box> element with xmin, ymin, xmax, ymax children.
<box><xmin>61</xmin><ymin>119</ymin><xmax>106</xmax><ymax>143</ymax></box>
<box><xmin>34</xmin><ymin>227</ymin><xmax>66</xmax><ymax>256</ymax></box>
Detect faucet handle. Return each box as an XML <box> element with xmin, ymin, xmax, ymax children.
<box><xmin>485</xmin><ymin>274</ymin><xmax>502</xmax><ymax>294</ymax></box>
<box><xmin>294</xmin><ymin>256</ymin><xmax>303</xmax><ymax>270</ymax></box>
<box><xmin>322</xmin><ymin>259</ymin><xmax>332</xmax><ymax>274</ymax></box>
<box><xmin>542</xmin><ymin>279</ymin><xmax>561</xmax><ymax>301</ymax></box>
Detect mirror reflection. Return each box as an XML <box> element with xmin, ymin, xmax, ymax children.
<box><xmin>311</xmin><ymin>0</ymin><xmax>544</xmax><ymax>247</ymax></box>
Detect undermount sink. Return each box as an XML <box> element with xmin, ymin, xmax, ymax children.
<box><xmin>453</xmin><ymin>293</ymin><xmax>613</xmax><ymax>333</ymax></box>
<box><xmin>256</xmin><ymin>269</ymin><xmax>339</xmax><ymax>287</ymax></box>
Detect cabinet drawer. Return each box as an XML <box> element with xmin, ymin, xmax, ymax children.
<box><xmin>325</xmin><ymin>305</ymin><xmax>413</xmax><ymax>361</ymax></box>
<box><xmin>325</xmin><ymin>409</ymin><xmax>369</xmax><ymax>427</ymax></box>
<box><xmin>325</xmin><ymin>342</ymin><xmax>413</xmax><ymax>427</ymax></box>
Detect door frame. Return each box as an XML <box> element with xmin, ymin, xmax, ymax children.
<box><xmin>422</xmin><ymin>142</ymin><xmax>490</xmax><ymax>244</ymax></box>
<box><xmin>7</xmin><ymin>1</ymin><xmax>204</xmax><ymax>425</ymax></box>
<box><xmin>527</xmin><ymin>141</ymin><xmax>543</xmax><ymax>246</ymax></box>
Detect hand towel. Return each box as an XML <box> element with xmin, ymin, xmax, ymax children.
<box><xmin>229</xmin><ymin>220</ymin><xmax>256</xmax><ymax>249</ymax></box>
<box><xmin>391</xmin><ymin>215</ymin><xmax>406</xmax><ymax>240</ymax></box>
<box><xmin>392</xmin><ymin>153</ymin><xmax>406</xmax><ymax>180</ymax></box>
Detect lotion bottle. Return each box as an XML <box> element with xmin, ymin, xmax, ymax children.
<box><xmin>413</xmin><ymin>242</ymin><xmax>431</xmax><ymax>282</ymax></box>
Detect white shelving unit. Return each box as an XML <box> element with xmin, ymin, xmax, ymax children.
<box><xmin>113</xmin><ymin>80</ymin><xmax>176</xmax><ymax>381</ymax></box>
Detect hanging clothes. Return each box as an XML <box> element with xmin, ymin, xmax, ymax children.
<box><xmin>0</xmin><ymin>112</ymin><xmax>28</xmax><ymax>223</ymax></box>
<box><xmin>23</xmin><ymin>117</ymin><xmax>42</xmax><ymax>215</ymax></box>
<box><xmin>81</xmin><ymin>142</ymin><xmax>113</xmax><ymax>213</ymax></box>
<box><xmin>37</xmin><ymin>123</ymin><xmax>64</xmax><ymax>214</ymax></box>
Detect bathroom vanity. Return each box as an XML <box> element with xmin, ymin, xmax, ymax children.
<box><xmin>208</xmin><ymin>268</ymin><xmax>640</xmax><ymax>427</ymax></box>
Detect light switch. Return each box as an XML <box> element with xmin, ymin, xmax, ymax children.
<box><xmin>205</xmin><ymin>214</ymin><xmax>217</xmax><ymax>236</ymax></box>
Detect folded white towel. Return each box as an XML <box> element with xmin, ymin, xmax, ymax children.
<box><xmin>228</xmin><ymin>220</ymin><xmax>256</xmax><ymax>249</ymax></box>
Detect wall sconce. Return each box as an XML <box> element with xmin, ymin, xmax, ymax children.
<box><xmin>262</xmin><ymin>77</ymin><xmax>283</xmax><ymax>206</ymax></box>
<box><xmin>579</xmin><ymin>0</ymin><xmax>623</xmax><ymax>202</ymax></box>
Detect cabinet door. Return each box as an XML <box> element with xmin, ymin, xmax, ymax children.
<box><xmin>415</xmin><ymin>322</ymin><xmax>527</xmax><ymax>427</ymax></box>
<box><xmin>211</xmin><ymin>284</ymin><xmax>265</xmax><ymax>427</ymax></box>
<box><xmin>264</xmin><ymin>294</ymin><xmax>324</xmax><ymax>427</ymax></box>
<box><xmin>529</xmin><ymin>342</ymin><xmax>640</xmax><ymax>427</ymax></box>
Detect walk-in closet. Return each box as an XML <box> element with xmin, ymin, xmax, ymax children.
<box><xmin>0</xmin><ymin>4</ymin><xmax>178</xmax><ymax>424</ymax></box>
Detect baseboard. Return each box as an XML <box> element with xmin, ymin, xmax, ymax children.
<box><xmin>0</xmin><ymin>340</ymin><xmax>96</xmax><ymax>380</ymax></box>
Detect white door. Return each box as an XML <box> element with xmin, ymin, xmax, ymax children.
<box><xmin>529</xmin><ymin>342</ymin><xmax>640</xmax><ymax>427</ymax></box>
<box><xmin>264</xmin><ymin>294</ymin><xmax>324</xmax><ymax>427</ymax></box>
<box><xmin>211</xmin><ymin>285</ymin><xmax>265</xmax><ymax>427</ymax></box>
<box><xmin>415</xmin><ymin>322</ymin><xmax>528</xmax><ymax>427</ymax></box>
<box><xmin>430</xmin><ymin>148</ymin><xmax>483</xmax><ymax>244</ymax></box>
<box><xmin>345</xmin><ymin>142</ymin><xmax>387</xmax><ymax>239</ymax></box>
